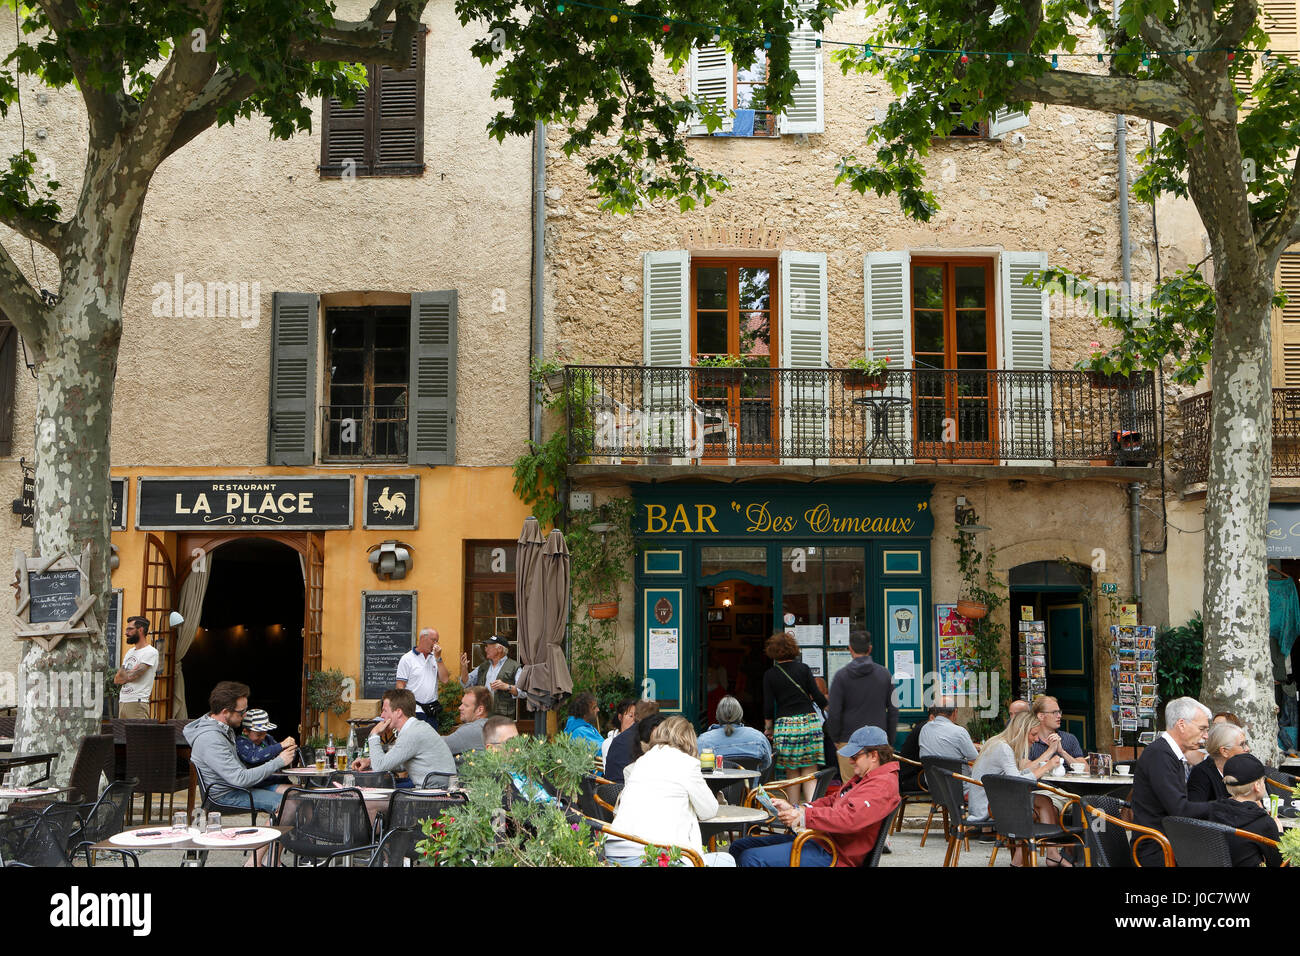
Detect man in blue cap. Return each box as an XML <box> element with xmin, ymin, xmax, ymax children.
<box><xmin>729</xmin><ymin>725</ymin><xmax>900</xmax><ymax>867</ymax></box>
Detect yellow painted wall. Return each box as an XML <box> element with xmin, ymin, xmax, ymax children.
<box><xmin>109</xmin><ymin>464</ymin><xmax>532</xmax><ymax>733</ymax></box>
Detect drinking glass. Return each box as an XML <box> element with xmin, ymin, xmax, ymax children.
<box><xmin>206</xmin><ymin>812</ymin><xmax>222</xmax><ymax>832</ymax></box>
<box><xmin>172</xmin><ymin>811</ymin><xmax>188</xmax><ymax>832</ymax></box>
<box><xmin>314</xmin><ymin>753</ymin><xmax>326</xmax><ymax>771</ymax></box>
<box><xmin>337</xmin><ymin>753</ymin><xmax>348</xmax><ymax>772</ymax></box>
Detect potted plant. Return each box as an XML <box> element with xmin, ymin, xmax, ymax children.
<box><xmin>845</xmin><ymin>351</ymin><xmax>890</xmax><ymax>390</ymax></box>
<box><xmin>568</xmin><ymin>500</ymin><xmax>635</xmax><ymax>630</ymax></box>
<box><xmin>955</xmin><ymin>598</ymin><xmax>988</xmax><ymax>620</ymax></box>
<box><xmin>693</xmin><ymin>353</ymin><xmax>748</xmax><ymax>388</ymax></box>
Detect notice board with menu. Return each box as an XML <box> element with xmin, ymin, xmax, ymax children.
<box><xmin>361</xmin><ymin>591</ymin><xmax>417</xmax><ymax>699</ymax></box>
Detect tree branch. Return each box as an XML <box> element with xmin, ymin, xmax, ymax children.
<box><xmin>1010</xmin><ymin>70</ymin><xmax>1194</xmax><ymax>127</ymax></box>
<box><xmin>161</xmin><ymin>67</ymin><xmax>259</xmax><ymax>160</ymax></box>
<box><xmin>0</xmin><ymin>239</ymin><xmax>49</xmax><ymax>350</ymax></box>
<box><xmin>1262</xmin><ymin>150</ymin><xmax>1300</xmax><ymax>259</ymax></box>
<box><xmin>0</xmin><ymin>209</ymin><xmax>64</xmax><ymax>254</ymax></box>
<box><xmin>1215</xmin><ymin>0</ymin><xmax>1261</xmax><ymax>49</ymax></box>
<box><xmin>37</xmin><ymin>0</ymin><xmax>130</xmax><ymax>142</ymax></box>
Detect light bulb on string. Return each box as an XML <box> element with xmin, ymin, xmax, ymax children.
<box><xmin>1186</xmin><ymin>52</ymin><xmax>1194</xmax><ymax>64</ymax></box>
<box><xmin>911</xmin><ymin>49</ymin><xmax>920</xmax><ymax>62</ymax></box>
<box><xmin>960</xmin><ymin>51</ymin><xmax>968</xmax><ymax>64</ymax></box>
<box><xmin>1051</xmin><ymin>54</ymin><xmax>1058</xmax><ymax>69</ymax></box>
<box><xmin>610</xmin><ymin>14</ymin><xmax>618</xmax><ymax>23</ymax></box>
<box><xmin>1142</xmin><ymin>54</ymin><xmax>1150</xmax><ymax>68</ymax></box>
<box><xmin>1006</xmin><ymin>55</ymin><xmax>1014</xmax><ymax>67</ymax></box>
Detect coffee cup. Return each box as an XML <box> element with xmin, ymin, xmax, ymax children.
<box><xmin>1116</xmin><ymin>764</ymin><xmax>1130</xmax><ymax>775</ymax></box>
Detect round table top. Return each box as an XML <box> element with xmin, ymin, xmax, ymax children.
<box><xmin>1039</xmin><ymin>773</ymin><xmax>1134</xmax><ymax>789</ymax></box>
<box><xmin>852</xmin><ymin>394</ymin><xmax>911</xmax><ymax>407</ymax></box>
<box><xmin>703</xmin><ymin>804</ymin><xmax>768</xmax><ymax>824</ymax></box>
<box><xmin>703</xmin><ymin>768</ymin><xmax>760</xmax><ymax>782</ymax></box>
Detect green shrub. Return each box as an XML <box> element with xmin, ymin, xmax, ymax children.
<box><xmin>1155</xmin><ymin>613</ymin><xmax>1203</xmax><ymax>715</ymax></box>
<box><xmin>437</xmin><ymin>679</ymin><xmax>465</xmax><ymax>736</ymax></box>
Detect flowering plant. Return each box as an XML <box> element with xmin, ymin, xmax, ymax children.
<box><xmin>640</xmin><ymin>843</ymin><xmax>690</xmax><ymax>867</ymax></box>
<box><xmin>848</xmin><ymin>350</ymin><xmax>890</xmax><ymax>375</ymax></box>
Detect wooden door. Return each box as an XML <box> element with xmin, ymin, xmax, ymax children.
<box><xmin>140</xmin><ymin>534</ymin><xmax>177</xmax><ymax>719</ymax></box>
<box><xmin>1044</xmin><ymin>599</ymin><xmax>1094</xmax><ymax>750</ymax></box>
<box><xmin>302</xmin><ymin>533</ymin><xmax>325</xmax><ymax>738</ymax></box>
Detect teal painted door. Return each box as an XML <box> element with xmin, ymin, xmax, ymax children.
<box><xmin>1044</xmin><ymin>599</ymin><xmax>1094</xmax><ymax>750</ymax></box>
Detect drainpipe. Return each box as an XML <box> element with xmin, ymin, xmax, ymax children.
<box><xmin>1129</xmin><ymin>482</ymin><xmax>1143</xmax><ymax>604</ymax></box>
<box><xmin>530</xmin><ymin>120</ymin><xmax>547</xmax><ymax>447</ymax></box>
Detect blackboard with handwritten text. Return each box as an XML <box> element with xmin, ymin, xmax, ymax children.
<box><xmin>361</xmin><ymin>591</ymin><xmax>416</xmax><ymax>699</ymax></box>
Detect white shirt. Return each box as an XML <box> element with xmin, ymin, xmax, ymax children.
<box><xmin>607</xmin><ymin>745</ymin><xmax>719</xmax><ymax>857</ymax></box>
<box><xmin>396</xmin><ymin>648</ymin><xmax>440</xmax><ymax>712</ymax></box>
<box><xmin>120</xmin><ymin>644</ymin><xmax>159</xmax><ymax>703</ymax></box>
<box><xmin>1160</xmin><ymin>731</ymin><xmax>1191</xmax><ymax>777</ymax></box>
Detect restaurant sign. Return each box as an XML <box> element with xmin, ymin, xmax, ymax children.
<box><xmin>633</xmin><ymin>483</ymin><xmax>933</xmax><ymax>539</ymax></box>
<box><xmin>136</xmin><ymin>476</ymin><xmax>354</xmax><ymax>530</ymax></box>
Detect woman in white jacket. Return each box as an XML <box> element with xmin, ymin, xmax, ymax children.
<box><xmin>606</xmin><ymin>716</ymin><xmax>736</xmax><ymax>867</ymax></box>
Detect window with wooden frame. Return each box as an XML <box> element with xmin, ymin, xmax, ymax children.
<box><xmin>320</xmin><ymin>24</ymin><xmax>427</xmax><ymax>177</ymax></box>
<box><xmin>323</xmin><ymin>306</ymin><xmax>409</xmax><ymax>460</ymax></box>
<box><xmin>910</xmin><ymin>258</ymin><xmax>997</xmax><ymax>459</ymax></box>
<box><xmin>464</xmin><ymin>541</ymin><xmax>519</xmax><ymax>718</ymax></box>
<box><xmin>691</xmin><ymin>259</ymin><xmax>780</xmax><ymax>456</ymax></box>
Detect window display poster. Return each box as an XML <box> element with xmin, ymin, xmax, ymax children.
<box><xmin>801</xmin><ymin>647</ymin><xmax>824</xmax><ymax>677</ymax></box>
<box><xmin>649</xmin><ymin>628</ymin><xmax>679</xmax><ymax>671</ymax></box>
<box><xmin>826</xmin><ymin>649</ymin><xmax>853</xmax><ymax>683</ymax></box>
<box><xmin>887</xmin><ymin>589</ymin><xmax>924</xmax><ymax>708</ymax></box>
<box><xmin>829</xmin><ymin>616</ymin><xmax>850</xmax><ymax>646</ymax></box>
<box><xmin>888</xmin><ymin>599</ymin><xmax>920</xmax><ymax>646</ymax></box>
<box><xmin>794</xmin><ymin>624</ymin><xmax>823</xmax><ymax>647</ymax></box>
<box><xmin>936</xmin><ymin>603</ymin><xmax>974</xmax><ymax>696</ymax></box>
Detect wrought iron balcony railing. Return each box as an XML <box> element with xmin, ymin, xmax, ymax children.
<box><xmin>564</xmin><ymin>366</ymin><xmax>1160</xmax><ymax>467</ymax></box>
<box><xmin>320</xmin><ymin>404</ymin><xmax>407</xmax><ymax>461</ymax></box>
<box><xmin>1178</xmin><ymin>388</ymin><xmax>1300</xmax><ymax>485</ymax></box>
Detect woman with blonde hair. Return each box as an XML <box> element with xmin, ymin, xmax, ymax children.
<box><xmin>969</xmin><ymin>711</ymin><xmax>1068</xmax><ymax>865</ymax></box>
<box><xmin>606</xmin><ymin>716</ymin><xmax>735</xmax><ymax>867</ymax></box>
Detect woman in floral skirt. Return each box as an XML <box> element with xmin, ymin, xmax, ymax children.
<box><xmin>762</xmin><ymin>631</ymin><xmax>828</xmax><ymax>803</ymax></box>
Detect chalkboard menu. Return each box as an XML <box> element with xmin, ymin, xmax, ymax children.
<box><xmin>29</xmin><ymin>568</ymin><xmax>82</xmax><ymax>624</ymax></box>
<box><xmin>362</xmin><ymin>591</ymin><xmax>417</xmax><ymax>699</ymax></box>
<box><xmin>105</xmin><ymin>589</ymin><xmax>122</xmax><ymax>670</ymax></box>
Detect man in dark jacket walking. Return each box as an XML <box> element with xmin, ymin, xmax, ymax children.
<box><xmin>826</xmin><ymin>630</ymin><xmax>898</xmax><ymax>783</ymax></box>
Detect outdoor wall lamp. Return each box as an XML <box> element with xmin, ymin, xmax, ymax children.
<box><xmin>368</xmin><ymin>540</ymin><xmax>413</xmax><ymax>580</ymax></box>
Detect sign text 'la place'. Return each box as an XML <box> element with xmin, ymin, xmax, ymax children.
<box><xmin>136</xmin><ymin>477</ymin><xmax>353</xmax><ymax>530</ymax></box>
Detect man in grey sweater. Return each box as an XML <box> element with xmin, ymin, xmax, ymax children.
<box><xmin>352</xmin><ymin>688</ymin><xmax>456</xmax><ymax>787</ymax></box>
<box><xmin>826</xmin><ymin>630</ymin><xmax>899</xmax><ymax>782</ymax></box>
<box><xmin>443</xmin><ymin>686</ymin><xmax>490</xmax><ymax>755</ymax></box>
<box><xmin>184</xmin><ymin>680</ymin><xmax>296</xmax><ymax>814</ymax></box>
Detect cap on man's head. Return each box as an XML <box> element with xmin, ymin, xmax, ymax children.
<box><xmin>483</xmin><ymin>635</ymin><xmax>510</xmax><ymax>649</ymax></box>
<box><xmin>244</xmin><ymin>708</ymin><xmax>277</xmax><ymax>733</ymax></box>
<box><xmin>837</xmin><ymin>725</ymin><xmax>889</xmax><ymax>759</ymax></box>
<box><xmin>1222</xmin><ymin>753</ymin><xmax>1267</xmax><ymax>787</ymax></box>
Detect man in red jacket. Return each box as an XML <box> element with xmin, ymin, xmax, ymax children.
<box><xmin>729</xmin><ymin>725</ymin><xmax>900</xmax><ymax>867</ymax></box>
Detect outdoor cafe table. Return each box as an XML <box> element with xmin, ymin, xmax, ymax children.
<box><xmin>93</xmin><ymin>824</ymin><xmax>290</xmax><ymax>866</ymax></box>
<box><xmin>277</xmin><ymin>767</ymin><xmax>338</xmax><ymax>787</ymax></box>
<box><xmin>0</xmin><ymin>784</ymin><xmax>73</xmax><ymax>813</ymax></box>
<box><xmin>702</xmin><ymin>767</ymin><xmax>759</xmax><ymax>795</ymax></box>
<box><xmin>0</xmin><ymin>751</ymin><xmax>57</xmax><ymax>786</ymax></box>
<box><xmin>1037</xmin><ymin>772</ymin><xmax>1135</xmax><ymax>795</ymax></box>
<box><xmin>699</xmin><ymin>804</ymin><xmax>768</xmax><ymax>844</ymax></box>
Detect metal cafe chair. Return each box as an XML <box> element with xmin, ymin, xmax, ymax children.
<box><xmin>1078</xmin><ymin>795</ymin><xmax>1172</xmax><ymax>867</ymax></box>
<box><xmin>366</xmin><ymin>825</ymin><xmax>423</xmax><ymax>867</ymax></box>
<box><xmin>926</xmin><ymin>766</ymin><xmax>1000</xmax><ymax>867</ymax></box>
<box><xmin>193</xmin><ymin>763</ymin><xmax>273</xmax><ymax>826</ymax></box>
<box><xmin>74</xmin><ymin>778</ymin><xmax>140</xmax><ymax>867</ymax></box>
<box><xmin>348</xmin><ymin>770</ymin><xmax>396</xmax><ymax>788</ymax></box>
<box><xmin>380</xmin><ymin>790</ymin><xmax>465</xmax><ymax>837</ymax></box>
<box><xmin>981</xmin><ymin>773</ymin><xmax>1086</xmax><ymax>867</ymax></box>
<box><xmin>917</xmin><ymin>756</ymin><xmax>964</xmax><ymax>847</ymax></box>
<box><xmin>1162</xmin><ymin>815</ymin><xmax>1283</xmax><ymax>867</ymax></box>
<box><xmin>273</xmin><ymin>787</ymin><xmax>378</xmax><ymax>867</ymax></box>
<box><xmin>891</xmin><ymin>754</ymin><xmax>931</xmax><ymax>835</ymax></box>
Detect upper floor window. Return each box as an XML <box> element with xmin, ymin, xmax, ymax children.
<box><xmin>323</xmin><ymin>307</ymin><xmax>409</xmax><ymax>461</ymax></box>
<box><xmin>320</xmin><ymin>24</ymin><xmax>427</xmax><ymax>177</ymax></box>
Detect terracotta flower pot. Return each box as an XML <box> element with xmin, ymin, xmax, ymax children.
<box><xmin>588</xmin><ymin>602</ymin><xmax>620</xmax><ymax>620</ymax></box>
<box><xmin>844</xmin><ymin>369</ymin><xmax>888</xmax><ymax>391</ymax></box>
<box><xmin>956</xmin><ymin>599</ymin><xmax>988</xmax><ymax>620</ymax></box>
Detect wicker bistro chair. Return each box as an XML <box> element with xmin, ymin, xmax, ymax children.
<box><xmin>786</xmin><ymin>804</ymin><xmax>901</xmax><ymax>867</ymax></box>
<box><xmin>586</xmin><ymin>818</ymin><xmax>706</xmax><ymax>868</ymax></box>
<box><xmin>593</xmin><ymin>779</ymin><xmax>624</xmax><ymax>818</ymax></box>
<box><xmin>980</xmin><ymin>774</ymin><xmax>1086</xmax><ymax>867</ymax></box>
<box><xmin>1265</xmin><ymin>768</ymin><xmax>1297</xmax><ymax>797</ymax></box>
<box><xmin>124</xmin><ymin>722</ymin><xmax>189</xmax><ymax>824</ymax></box>
<box><xmin>273</xmin><ymin>787</ymin><xmax>380</xmax><ymax>866</ymax></box>
<box><xmin>891</xmin><ymin>754</ymin><xmax>931</xmax><ymax>834</ymax></box>
<box><xmin>917</xmin><ymin>757</ymin><xmax>965</xmax><ymax>848</ymax></box>
<box><xmin>67</xmin><ymin>734</ymin><xmax>115</xmax><ymax>804</ymax></box>
<box><xmin>580</xmin><ymin>774</ymin><xmax>615</xmax><ymax>823</ymax></box>
<box><xmin>1078</xmin><ymin>796</ymin><xmax>1172</xmax><ymax>867</ymax></box>
<box><xmin>925</xmin><ymin>767</ymin><xmax>1000</xmax><ymax>866</ymax></box>
<box><xmin>1162</xmin><ymin>815</ymin><xmax>1283</xmax><ymax>867</ymax></box>
<box><xmin>74</xmin><ymin>778</ymin><xmax>139</xmax><ymax>867</ymax></box>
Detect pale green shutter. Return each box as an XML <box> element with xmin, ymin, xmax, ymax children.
<box><xmin>689</xmin><ymin>42</ymin><xmax>734</xmax><ymax>135</ymax></box>
<box><xmin>864</xmin><ymin>252</ymin><xmax>913</xmax><ymax>449</ymax></box>
<box><xmin>643</xmin><ymin>251</ymin><xmax>691</xmax><ymax>454</ymax></box>
<box><xmin>999</xmin><ymin>252</ymin><xmax>1052</xmax><ymax>462</ymax></box>
<box><xmin>778</xmin><ymin>5</ymin><xmax>824</xmax><ymax>135</ymax></box>
<box><xmin>268</xmin><ymin>292</ymin><xmax>319</xmax><ymax>466</ymax></box>
<box><xmin>780</xmin><ymin>250</ymin><xmax>828</xmax><ymax>463</ymax></box>
<box><xmin>409</xmin><ymin>291</ymin><xmax>457</xmax><ymax>465</ymax></box>
<box><xmin>989</xmin><ymin>107</ymin><xmax>1029</xmax><ymax>138</ymax></box>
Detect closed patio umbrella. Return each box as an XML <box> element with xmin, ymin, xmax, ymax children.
<box><xmin>516</xmin><ymin>519</ymin><xmax>572</xmax><ymax>724</ymax></box>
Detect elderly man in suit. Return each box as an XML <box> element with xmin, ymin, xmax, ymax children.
<box><xmin>1131</xmin><ymin>696</ymin><xmax>1214</xmax><ymax>866</ymax></box>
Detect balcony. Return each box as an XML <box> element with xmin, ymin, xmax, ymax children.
<box><xmin>564</xmin><ymin>366</ymin><xmax>1160</xmax><ymax>470</ymax></box>
<box><xmin>320</xmin><ymin>404</ymin><xmax>407</xmax><ymax>462</ymax></box>
<box><xmin>1179</xmin><ymin>388</ymin><xmax>1300</xmax><ymax>485</ymax></box>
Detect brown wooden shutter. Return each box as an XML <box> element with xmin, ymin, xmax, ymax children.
<box><xmin>0</xmin><ymin>321</ymin><xmax>16</xmax><ymax>457</ymax></box>
<box><xmin>321</xmin><ymin>78</ymin><xmax>372</xmax><ymax>175</ymax></box>
<box><xmin>1274</xmin><ymin>249</ymin><xmax>1300</xmax><ymax>386</ymax></box>
<box><xmin>1240</xmin><ymin>2</ymin><xmax>1300</xmax><ymax>105</ymax></box>
<box><xmin>268</xmin><ymin>292</ymin><xmax>320</xmax><ymax>465</ymax></box>
<box><xmin>408</xmin><ymin>291</ymin><xmax>456</xmax><ymax>465</ymax></box>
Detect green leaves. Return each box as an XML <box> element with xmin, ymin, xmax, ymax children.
<box><xmin>0</xmin><ymin>150</ymin><xmax>61</xmax><ymax>226</ymax></box>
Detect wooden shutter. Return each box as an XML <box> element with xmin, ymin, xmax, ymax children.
<box><xmin>375</xmin><ymin>25</ymin><xmax>426</xmax><ymax>173</ymax></box>
<box><xmin>643</xmin><ymin>251</ymin><xmax>691</xmax><ymax>447</ymax></box>
<box><xmin>0</xmin><ymin>320</ymin><xmax>17</xmax><ymax>457</ymax></box>
<box><xmin>1274</xmin><ymin>249</ymin><xmax>1300</xmax><ymax>386</ymax></box>
<box><xmin>689</xmin><ymin>41</ymin><xmax>734</xmax><ymax>135</ymax></box>
<box><xmin>779</xmin><ymin>251</ymin><xmax>829</xmax><ymax>462</ymax></box>
<box><xmin>140</xmin><ymin>534</ymin><xmax>176</xmax><ymax>720</ymax></box>
<box><xmin>864</xmin><ymin>251</ymin><xmax>913</xmax><ymax>446</ymax></box>
<box><xmin>301</xmin><ymin>533</ymin><xmax>324</xmax><ymax>737</ymax></box>
<box><xmin>267</xmin><ymin>292</ymin><xmax>319</xmax><ymax>466</ymax></box>
<box><xmin>321</xmin><ymin>79</ymin><xmax>371</xmax><ymax>175</ymax></box>
<box><xmin>999</xmin><ymin>251</ymin><xmax>1053</xmax><ymax>462</ymax></box>
<box><xmin>409</xmin><ymin>290</ymin><xmax>457</xmax><ymax>465</ymax></box>
<box><xmin>989</xmin><ymin>107</ymin><xmax>1029</xmax><ymax>138</ymax></box>
<box><xmin>778</xmin><ymin>7</ymin><xmax>824</xmax><ymax>135</ymax></box>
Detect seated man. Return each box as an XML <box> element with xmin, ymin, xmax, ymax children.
<box><xmin>483</xmin><ymin>715</ymin><xmax>519</xmax><ymax>749</ymax></box>
<box><xmin>604</xmin><ymin>699</ymin><xmax>660</xmax><ymax>783</ymax></box>
<box><xmin>443</xmin><ymin>686</ymin><xmax>491</xmax><ymax>756</ymax></box>
<box><xmin>236</xmin><ymin>708</ymin><xmax>292</xmax><ymax>768</ymax></box>
<box><xmin>729</xmin><ymin>725</ymin><xmax>900</xmax><ymax>867</ymax></box>
<box><xmin>185</xmin><ymin>681</ymin><xmax>296</xmax><ymax>815</ymax></box>
<box><xmin>918</xmin><ymin>696</ymin><xmax>978</xmax><ymax>764</ymax></box>
<box><xmin>1027</xmin><ymin>695</ymin><xmax>1087</xmax><ymax>770</ymax></box>
<box><xmin>563</xmin><ymin>692</ymin><xmax>604</xmax><ymax>750</ymax></box>
<box><xmin>697</xmin><ymin>696</ymin><xmax>773</xmax><ymax>771</ymax></box>
<box><xmin>351</xmin><ymin>688</ymin><xmax>456</xmax><ymax>788</ymax></box>
<box><xmin>1208</xmin><ymin>753</ymin><xmax>1283</xmax><ymax>867</ymax></box>
<box><xmin>1131</xmin><ymin>696</ymin><xmax>1214</xmax><ymax>866</ymax></box>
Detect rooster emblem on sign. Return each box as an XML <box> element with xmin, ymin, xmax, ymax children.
<box><xmin>373</xmin><ymin>486</ymin><xmax>407</xmax><ymax>519</ymax></box>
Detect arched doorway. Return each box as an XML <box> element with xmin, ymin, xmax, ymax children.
<box><xmin>1009</xmin><ymin>560</ymin><xmax>1095</xmax><ymax>749</ymax></box>
<box><xmin>181</xmin><ymin>538</ymin><xmax>305</xmax><ymax>737</ymax></box>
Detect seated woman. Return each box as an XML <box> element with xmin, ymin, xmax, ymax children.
<box><xmin>602</xmin><ymin>699</ymin><xmax>637</xmax><ymax>762</ymax></box>
<box><xmin>1187</xmin><ymin>720</ymin><xmax>1249</xmax><ymax>802</ymax></box>
<box><xmin>605</xmin><ymin>716</ymin><xmax>735</xmax><ymax>867</ymax></box>
<box><xmin>967</xmin><ymin>711</ymin><xmax>1063</xmax><ymax>866</ymax></box>
<box><xmin>562</xmin><ymin>692</ymin><xmax>604</xmax><ymax>751</ymax></box>
<box><xmin>697</xmin><ymin>696</ymin><xmax>773</xmax><ymax>772</ymax></box>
